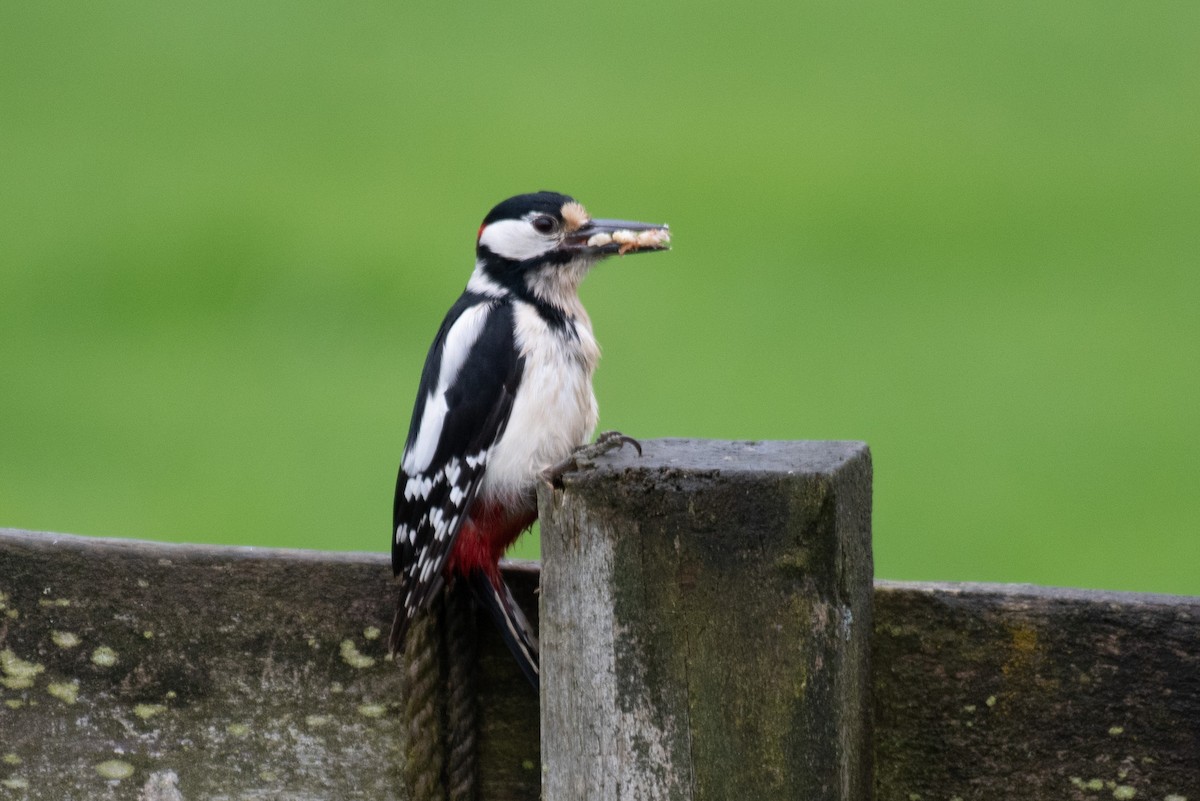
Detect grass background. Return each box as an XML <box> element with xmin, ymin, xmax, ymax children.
<box><xmin>2</xmin><ymin>2</ymin><xmax>1197</xmax><ymax>594</ymax></box>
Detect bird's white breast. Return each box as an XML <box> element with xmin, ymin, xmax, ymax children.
<box><xmin>480</xmin><ymin>301</ymin><xmax>599</xmax><ymax>504</ymax></box>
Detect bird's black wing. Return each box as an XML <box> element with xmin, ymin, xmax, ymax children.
<box><xmin>390</xmin><ymin>294</ymin><xmax>522</xmax><ymax>650</ymax></box>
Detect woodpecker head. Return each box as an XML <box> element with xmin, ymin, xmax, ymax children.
<box><xmin>473</xmin><ymin>191</ymin><xmax>670</xmax><ymax>305</ymax></box>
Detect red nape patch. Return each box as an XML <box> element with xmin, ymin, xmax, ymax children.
<box><xmin>477</xmin><ymin>223</ymin><xmax>486</xmax><ymax>243</ymax></box>
<box><xmin>444</xmin><ymin>499</ymin><xmax>537</xmax><ymax>583</ymax></box>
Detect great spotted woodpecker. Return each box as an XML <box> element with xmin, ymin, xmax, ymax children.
<box><xmin>390</xmin><ymin>191</ymin><xmax>670</xmax><ymax>687</ymax></box>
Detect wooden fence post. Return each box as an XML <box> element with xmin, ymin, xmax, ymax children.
<box><xmin>538</xmin><ymin>439</ymin><xmax>873</xmax><ymax>801</ymax></box>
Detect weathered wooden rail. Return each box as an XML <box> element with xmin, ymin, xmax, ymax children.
<box><xmin>1</xmin><ymin>439</ymin><xmax>1197</xmax><ymax>799</ymax></box>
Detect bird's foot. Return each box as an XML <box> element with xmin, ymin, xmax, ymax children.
<box><xmin>543</xmin><ymin>431</ymin><xmax>642</xmax><ymax>488</ymax></box>
<box><xmin>589</xmin><ymin>430</ymin><xmax>643</xmax><ymax>460</ymax></box>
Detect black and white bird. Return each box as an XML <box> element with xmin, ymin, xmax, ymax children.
<box><xmin>390</xmin><ymin>191</ymin><xmax>670</xmax><ymax>686</ymax></box>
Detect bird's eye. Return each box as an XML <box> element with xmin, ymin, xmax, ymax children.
<box><xmin>531</xmin><ymin>215</ymin><xmax>558</xmax><ymax>235</ymax></box>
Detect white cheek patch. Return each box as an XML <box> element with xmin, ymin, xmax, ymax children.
<box><xmin>478</xmin><ymin>218</ymin><xmax>556</xmax><ymax>262</ymax></box>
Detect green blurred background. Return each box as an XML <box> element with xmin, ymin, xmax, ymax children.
<box><xmin>2</xmin><ymin>2</ymin><xmax>1197</xmax><ymax>594</ymax></box>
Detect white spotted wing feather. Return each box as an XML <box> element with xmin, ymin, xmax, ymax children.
<box><xmin>391</xmin><ymin>295</ymin><xmax>522</xmax><ymax>647</ymax></box>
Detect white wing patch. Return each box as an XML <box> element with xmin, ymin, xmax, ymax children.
<box><xmin>401</xmin><ymin>304</ymin><xmax>492</xmax><ymax>474</ymax></box>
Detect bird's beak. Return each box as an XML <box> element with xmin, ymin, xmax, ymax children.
<box><xmin>564</xmin><ymin>218</ymin><xmax>671</xmax><ymax>256</ymax></box>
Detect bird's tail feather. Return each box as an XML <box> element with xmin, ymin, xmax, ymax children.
<box><xmin>388</xmin><ymin>603</ymin><xmax>410</xmax><ymax>659</ymax></box>
<box><xmin>469</xmin><ymin>569</ymin><xmax>539</xmax><ymax>689</ymax></box>
<box><xmin>388</xmin><ymin>574</ymin><xmax>446</xmax><ymax>658</ymax></box>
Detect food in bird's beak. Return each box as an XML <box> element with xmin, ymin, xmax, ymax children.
<box><xmin>588</xmin><ymin>227</ymin><xmax>671</xmax><ymax>254</ymax></box>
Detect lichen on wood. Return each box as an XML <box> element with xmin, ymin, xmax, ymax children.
<box><xmin>0</xmin><ymin>528</ymin><xmax>540</xmax><ymax>801</ymax></box>
<box><xmin>873</xmin><ymin>581</ymin><xmax>1200</xmax><ymax>800</ymax></box>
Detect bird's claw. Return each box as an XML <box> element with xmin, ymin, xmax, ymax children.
<box><xmin>543</xmin><ymin>431</ymin><xmax>642</xmax><ymax>488</ymax></box>
<box><xmin>590</xmin><ymin>430</ymin><xmax>643</xmax><ymax>458</ymax></box>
